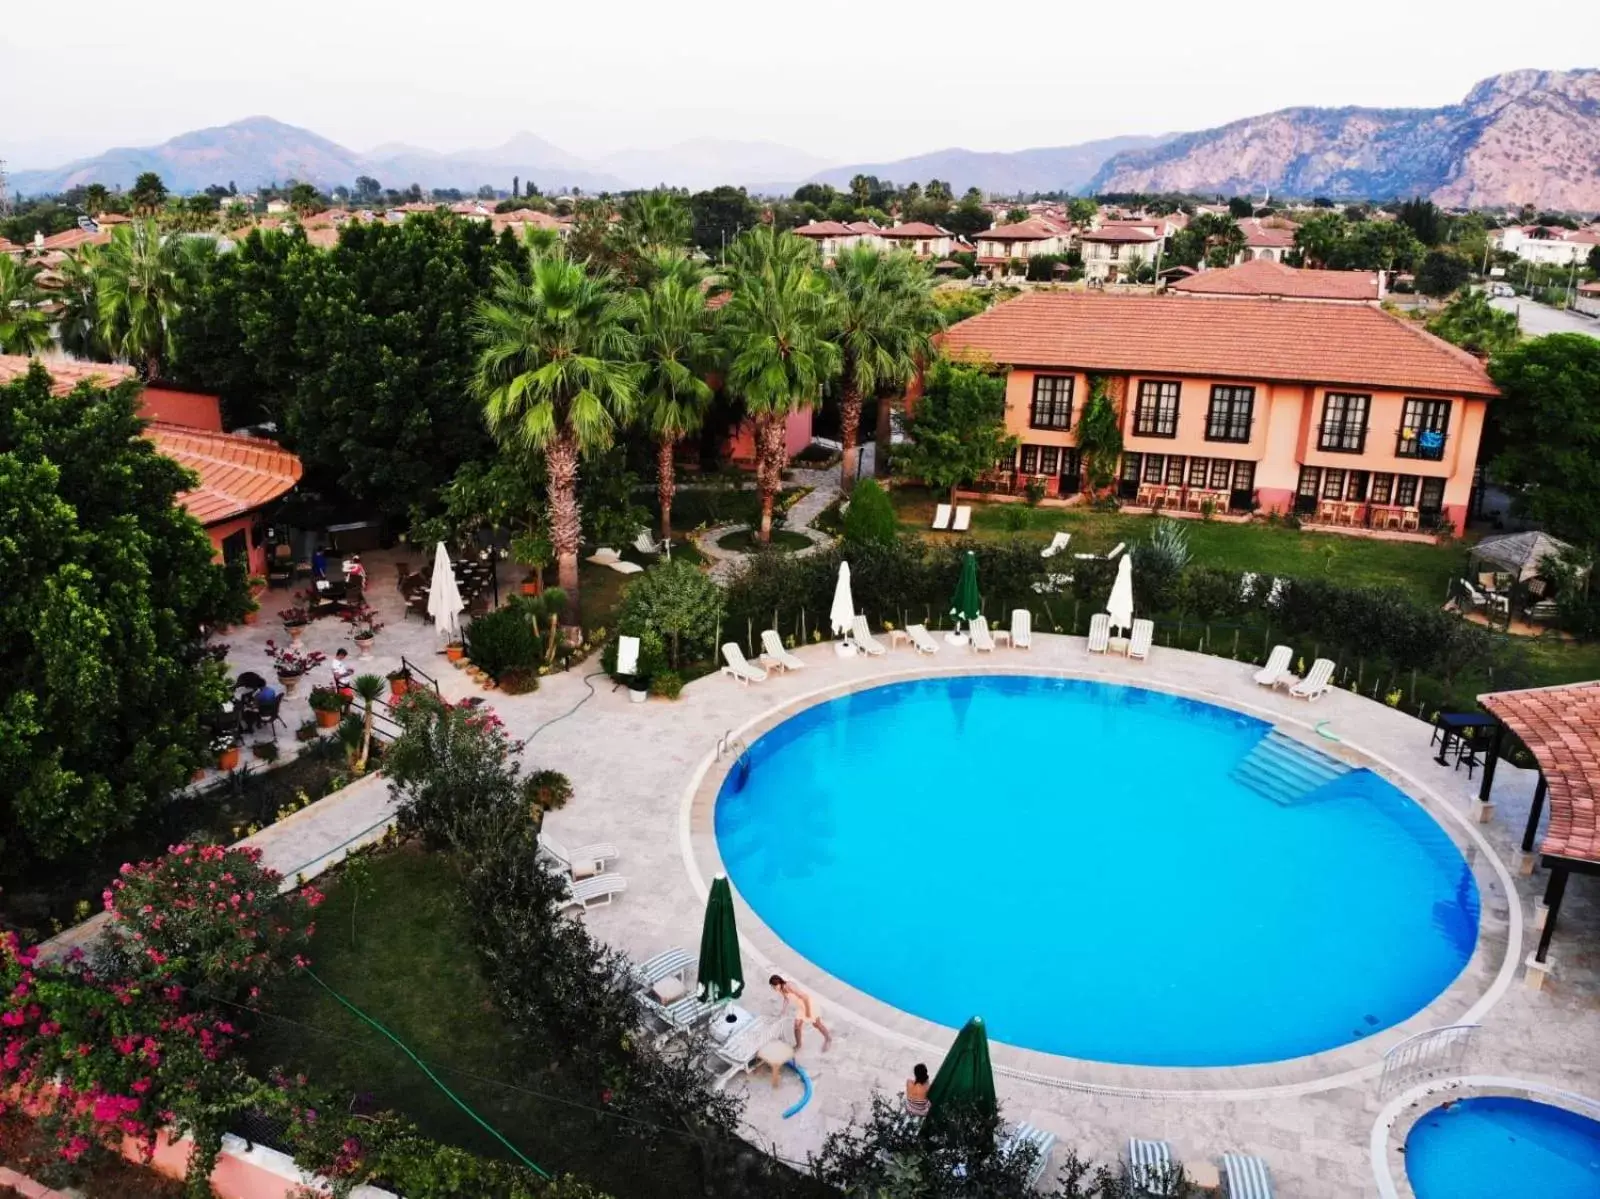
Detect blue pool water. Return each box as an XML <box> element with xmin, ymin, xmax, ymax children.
<box><xmin>1405</xmin><ymin>1096</ymin><xmax>1600</xmax><ymax>1198</ymax></box>
<box><xmin>715</xmin><ymin>676</ymin><xmax>1480</xmax><ymax>1067</ymax></box>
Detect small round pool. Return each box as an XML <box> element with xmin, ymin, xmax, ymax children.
<box><xmin>714</xmin><ymin>676</ymin><xmax>1480</xmax><ymax>1067</ymax></box>
<box><xmin>1405</xmin><ymin>1096</ymin><xmax>1600</xmax><ymax>1197</ymax></box>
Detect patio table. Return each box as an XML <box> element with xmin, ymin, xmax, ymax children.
<box><xmin>1431</xmin><ymin>711</ymin><xmax>1497</xmax><ymax>767</ymax></box>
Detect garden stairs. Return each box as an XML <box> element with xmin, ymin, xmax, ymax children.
<box><xmin>1231</xmin><ymin>730</ymin><xmax>1353</xmax><ymax>806</ymax></box>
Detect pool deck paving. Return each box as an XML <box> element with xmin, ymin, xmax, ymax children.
<box><xmin>503</xmin><ymin>632</ymin><xmax>1599</xmax><ymax>1198</ymax></box>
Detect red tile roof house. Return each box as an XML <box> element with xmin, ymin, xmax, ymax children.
<box><xmin>1079</xmin><ymin>225</ymin><xmax>1163</xmax><ymax>283</ymax></box>
<box><xmin>1168</xmin><ymin>259</ymin><xmax>1384</xmax><ymax>304</ymax></box>
<box><xmin>928</xmin><ymin>292</ymin><xmax>1497</xmax><ymax>535</ymax></box>
<box><xmin>973</xmin><ymin>219</ymin><xmax>1072</xmax><ymax>277</ymax></box>
<box><xmin>790</xmin><ymin>219</ymin><xmax>866</xmax><ymax>262</ymax></box>
<box><xmin>1234</xmin><ymin>218</ymin><xmax>1299</xmax><ymax>264</ymax></box>
<box><xmin>0</xmin><ymin>356</ymin><xmax>303</xmax><ymax>575</ymax></box>
<box><xmin>876</xmin><ymin>221</ymin><xmax>954</xmax><ymax>259</ymax></box>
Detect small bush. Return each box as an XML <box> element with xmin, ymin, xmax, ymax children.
<box><xmin>498</xmin><ymin>666</ymin><xmax>541</xmax><ymax>695</ymax></box>
<box><xmin>841</xmin><ymin>478</ymin><xmax>898</xmax><ymax>547</ymax></box>
<box><xmin>1024</xmin><ymin>478</ymin><xmax>1047</xmax><ymax>506</ymax></box>
<box><xmin>650</xmin><ymin>670</ymin><xmax>684</xmax><ymax>699</ymax></box>
<box><xmin>1000</xmin><ymin>505</ymin><xmax>1030</xmax><ymax>532</ymax></box>
<box><xmin>464</xmin><ymin>606</ymin><xmax>540</xmax><ymax>678</ymax></box>
<box><xmin>527</xmin><ymin>769</ymin><xmax>573</xmax><ymax>811</ymax></box>
<box><xmin>612</xmin><ymin>560</ymin><xmax>722</xmax><ymax>669</ymax></box>
<box><xmin>307</xmin><ymin>685</ymin><xmax>345</xmax><ymax>713</ymax></box>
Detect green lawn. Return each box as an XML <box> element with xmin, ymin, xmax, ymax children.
<box><xmin>646</xmin><ymin>484</ymin><xmax>801</xmax><ymax>533</ymax></box>
<box><xmin>891</xmin><ymin>487</ymin><xmax>1462</xmax><ymax>605</ymax></box>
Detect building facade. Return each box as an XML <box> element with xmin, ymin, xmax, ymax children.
<box><xmin>1079</xmin><ymin>227</ymin><xmax>1163</xmax><ymax>283</ymax></box>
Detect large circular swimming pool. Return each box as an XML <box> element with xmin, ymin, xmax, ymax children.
<box><xmin>714</xmin><ymin>676</ymin><xmax>1480</xmax><ymax>1067</ymax></box>
<box><xmin>1405</xmin><ymin>1096</ymin><xmax>1600</xmax><ymax>1198</ymax></box>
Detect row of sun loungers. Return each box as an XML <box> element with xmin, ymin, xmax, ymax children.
<box><xmin>537</xmin><ymin>833</ymin><xmax>630</xmax><ymax>910</ymax></box>
<box><xmin>1086</xmin><ymin>613</ymin><xmax>1154</xmax><ymax>660</ymax></box>
<box><xmin>930</xmin><ymin>503</ymin><xmax>972</xmax><ymax>532</ymax></box>
<box><xmin>1127</xmin><ymin>1138</ymin><xmax>1275</xmax><ymax>1197</ymax></box>
<box><xmin>1253</xmin><ymin>645</ymin><xmax>1335</xmax><ymax>700</ymax></box>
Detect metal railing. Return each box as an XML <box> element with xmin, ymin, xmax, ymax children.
<box><xmin>1377</xmin><ymin>1023</ymin><xmax>1479</xmax><ymax>1098</ymax></box>
<box><xmin>399</xmin><ymin>654</ymin><xmax>441</xmax><ymax>695</ymax></box>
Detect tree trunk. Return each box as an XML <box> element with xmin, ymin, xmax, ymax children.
<box><xmin>657</xmin><ymin>436</ymin><xmax>676</xmax><ymax>542</ymax></box>
<box><xmin>839</xmin><ymin>381</ymin><xmax>863</xmax><ymax>492</ymax></box>
<box><xmin>874</xmin><ymin>396</ymin><xmax>894</xmax><ymax>478</ymax></box>
<box><xmin>754</xmin><ymin>413</ymin><xmax>786</xmax><ymax>544</ymax></box>
<box><xmin>546</xmin><ymin>431</ymin><xmax>582</xmax><ymax>624</ymax></box>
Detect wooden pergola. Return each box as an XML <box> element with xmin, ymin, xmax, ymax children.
<box><xmin>1478</xmin><ymin>681</ymin><xmax>1600</xmax><ymax>964</ymax></box>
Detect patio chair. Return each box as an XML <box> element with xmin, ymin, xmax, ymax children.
<box><xmin>634</xmin><ymin>530</ymin><xmax>668</xmax><ymax>556</ymax></box>
<box><xmin>952</xmin><ymin>505</ymin><xmax>972</xmax><ymax>532</ymax></box>
<box><xmin>1011</xmin><ymin>609</ymin><xmax>1032</xmax><ymax>649</ymax></box>
<box><xmin>1087</xmin><ymin>613</ymin><xmax>1111</xmax><ymax>653</ymax></box>
<box><xmin>1040</xmin><ymin>532</ymin><xmax>1072</xmax><ymax>558</ymax></box>
<box><xmin>1289</xmin><ymin>658</ymin><xmax>1335</xmax><ymax>701</ymax></box>
<box><xmin>1220</xmin><ymin>1152</ymin><xmax>1275</xmax><ymax>1199</ymax></box>
<box><xmin>970</xmin><ymin>615</ymin><xmax>996</xmax><ymax>652</ymax></box>
<box><xmin>1128</xmin><ymin>618</ymin><xmax>1154</xmax><ymax>661</ymax></box>
<box><xmin>1400</xmin><ymin>509</ymin><xmax>1420</xmax><ymax>532</ymax></box>
<box><xmin>931</xmin><ymin>503</ymin><xmax>953</xmax><ymax>531</ymax></box>
<box><xmin>628</xmin><ymin>946</ymin><xmax>695</xmax><ymax>1004</ymax></box>
<box><xmin>721</xmin><ymin>643</ymin><xmax>768</xmax><ymax>685</ymax></box>
<box><xmin>559</xmin><ymin>873</ymin><xmax>628</xmax><ymax>912</ymax></box>
<box><xmin>907</xmin><ymin>623</ymin><xmax>940</xmax><ymax>654</ymax></box>
<box><xmin>852</xmin><ymin>615</ymin><xmax>887</xmax><ymax>656</ymax></box>
<box><xmin>1126</xmin><ymin>1139</ymin><xmax>1176</xmax><ymax>1196</ymax></box>
<box><xmin>1000</xmin><ymin>1122</ymin><xmax>1056</xmax><ymax>1189</ymax></box>
<box><xmin>706</xmin><ymin>1013</ymin><xmax>787</xmax><ymax>1091</ymax></box>
<box><xmin>538</xmin><ymin>833</ymin><xmax>619</xmax><ymax>880</ymax></box>
<box><xmin>759</xmin><ymin>629</ymin><xmax>805</xmax><ymax>673</ymax></box>
<box><xmin>255</xmin><ymin>693</ymin><xmax>286</xmax><ymax>741</ymax></box>
<box><xmin>639</xmin><ymin>991</ymin><xmax>729</xmax><ymax>1048</ymax></box>
<box><xmin>1253</xmin><ymin>645</ymin><xmax>1293</xmax><ymax>688</ymax></box>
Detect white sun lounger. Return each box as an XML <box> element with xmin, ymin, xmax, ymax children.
<box><xmin>1126</xmin><ymin>1138</ymin><xmax>1175</xmax><ymax>1195</ymax></box>
<box><xmin>537</xmin><ymin>833</ymin><xmax>619</xmax><ymax>880</ymax></box>
<box><xmin>1105</xmin><ymin>541</ymin><xmax>1126</xmax><ymax>561</ymax></box>
<box><xmin>628</xmin><ymin>946</ymin><xmax>694</xmax><ymax>995</ymax></box>
<box><xmin>951</xmin><ymin>505</ymin><xmax>972</xmax><ymax>532</ymax></box>
<box><xmin>639</xmin><ymin>991</ymin><xmax>729</xmax><ymax>1047</ymax></box>
<box><xmin>970</xmin><ymin>614</ymin><xmax>996</xmax><ymax>652</ymax></box>
<box><xmin>1011</xmin><ymin>609</ymin><xmax>1032</xmax><ymax>649</ymax></box>
<box><xmin>707</xmin><ymin>1014</ymin><xmax>786</xmax><ymax>1090</ymax></box>
<box><xmin>721</xmin><ymin>642</ymin><xmax>768</xmax><ymax>684</ymax></box>
<box><xmin>585</xmin><ymin>547</ymin><xmax>644</xmax><ymax>575</ymax></box>
<box><xmin>1289</xmin><ymin>657</ymin><xmax>1335</xmax><ymax>701</ymax></box>
<box><xmin>633</xmin><ymin>530</ymin><xmax>668</xmax><ymax>556</ymax></box>
<box><xmin>1001</xmin><ymin>1122</ymin><xmax>1056</xmax><ymax>1188</ymax></box>
<box><xmin>931</xmin><ymin>503</ymin><xmax>953</xmax><ymax>531</ymax></box>
<box><xmin>759</xmin><ymin>629</ymin><xmax>805</xmax><ymax>672</ymax></box>
<box><xmin>1040</xmin><ymin>532</ymin><xmax>1072</xmax><ymax>558</ymax></box>
<box><xmin>560</xmin><ymin>872</ymin><xmax>627</xmax><ymax>911</ymax></box>
<box><xmin>1128</xmin><ymin>618</ymin><xmax>1154</xmax><ymax>661</ymax></box>
<box><xmin>1087</xmin><ymin>612</ymin><xmax>1111</xmax><ymax>653</ymax></box>
<box><xmin>1254</xmin><ymin>645</ymin><xmax>1293</xmax><ymax>687</ymax></box>
<box><xmin>852</xmin><ymin>615</ymin><xmax>887</xmax><ymax>656</ymax></box>
<box><xmin>1221</xmin><ymin>1152</ymin><xmax>1275</xmax><ymax>1199</ymax></box>
<box><xmin>907</xmin><ymin>623</ymin><xmax>940</xmax><ymax>654</ymax></box>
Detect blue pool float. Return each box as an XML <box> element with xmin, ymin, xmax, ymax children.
<box><xmin>782</xmin><ymin>1061</ymin><xmax>812</xmax><ymax>1118</ymax></box>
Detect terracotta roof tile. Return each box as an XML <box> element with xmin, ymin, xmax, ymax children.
<box><xmin>979</xmin><ymin>219</ymin><xmax>1059</xmax><ymax>242</ymax></box>
<box><xmin>144</xmin><ymin>422</ymin><xmax>303</xmax><ymax>525</ymax></box>
<box><xmin>39</xmin><ymin>227</ymin><xmax>111</xmax><ymax>252</ymax></box>
<box><xmin>1080</xmin><ymin>226</ymin><xmax>1161</xmax><ymax>244</ymax></box>
<box><xmin>937</xmin><ymin>292</ymin><xmax>1498</xmax><ymax>397</ymax></box>
<box><xmin>791</xmin><ymin>220</ymin><xmax>855</xmax><ymax>237</ymax></box>
<box><xmin>1170</xmin><ymin>260</ymin><xmax>1381</xmax><ymax>302</ymax></box>
<box><xmin>0</xmin><ymin>354</ymin><xmax>137</xmax><ymax>394</ymax></box>
<box><xmin>879</xmin><ymin>222</ymin><xmax>948</xmax><ymax>238</ymax></box>
<box><xmin>1480</xmin><ymin>682</ymin><xmax>1600</xmax><ymax>863</ymax></box>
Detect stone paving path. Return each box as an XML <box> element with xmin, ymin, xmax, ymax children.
<box><xmin>693</xmin><ymin>450</ymin><xmax>871</xmax><ymax>581</ymax></box>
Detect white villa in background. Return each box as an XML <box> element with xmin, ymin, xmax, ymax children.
<box><xmin>1489</xmin><ymin>224</ymin><xmax>1600</xmax><ymax>267</ymax></box>
<box><xmin>974</xmin><ymin>218</ymin><xmax>1073</xmax><ymax>277</ymax></box>
<box><xmin>1234</xmin><ymin>218</ymin><xmax>1298</xmax><ymax>264</ymax></box>
<box><xmin>1080</xmin><ymin>223</ymin><xmax>1164</xmax><ymax>283</ymax></box>
<box><xmin>877</xmin><ymin>221</ymin><xmax>954</xmax><ymax>259</ymax></box>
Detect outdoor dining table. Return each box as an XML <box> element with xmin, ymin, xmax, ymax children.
<box><xmin>1431</xmin><ymin>711</ymin><xmax>1499</xmax><ymax>767</ymax></box>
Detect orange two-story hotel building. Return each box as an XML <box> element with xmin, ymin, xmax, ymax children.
<box><xmin>936</xmin><ymin>293</ymin><xmax>1497</xmax><ymax>535</ymax></box>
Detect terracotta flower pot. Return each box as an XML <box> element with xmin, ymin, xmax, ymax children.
<box><xmin>315</xmin><ymin>709</ymin><xmax>340</xmax><ymax>729</ymax></box>
<box><xmin>356</xmin><ymin>637</ymin><xmax>374</xmax><ymax>658</ymax></box>
<box><xmin>243</xmin><ymin>609</ymin><xmax>259</xmax><ymax>625</ymax></box>
<box><xmin>389</xmin><ymin>678</ymin><xmax>409</xmax><ymax>700</ymax></box>
<box><xmin>520</xmin><ymin>581</ymin><xmax>540</xmax><ymax>595</ymax></box>
<box><xmin>287</xmin><ymin>624</ymin><xmax>305</xmax><ymax>643</ymax></box>
<box><xmin>446</xmin><ymin>644</ymin><xmax>465</xmax><ymax>662</ymax></box>
<box><xmin>192</xmin><ymin>767</ymin><xmax>208</xmax><ymax>783</ymax></box>
<box><xmin>216</xmin><ymin>746</ymin><xmax>241</xmax><ymax>772</ymax></box>
<box><xmin>277</xmin><ymin>671</ymin><xmax>301</xmax><ymax>695</ymax></box>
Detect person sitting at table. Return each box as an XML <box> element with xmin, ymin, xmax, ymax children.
<box><xmin>345</xmin><ymin>554</ymin><xmax>366</xmax><ymax>584</ymax></box>
<box><xmin>312</xmin><ymin>545</ymin><xmax>328</xmax><ymax>579</ymax></box>
<box><xmin>331</xmin><ymin>648</ymin><xmax>355</xmax><ymax>701</ymax></box>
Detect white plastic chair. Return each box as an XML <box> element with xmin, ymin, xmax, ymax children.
<box><xmin>931</xmin><ymin>503</ymin><xmax>953</xmax><ymax>530</ymax></box>
<box><xmin>851</xmin><ymin>614</ymin><xmax>887</xmax><ymax>656</ymax></box>
<box><xmin>759</xmin><ymin>629</ymin><xmax>804</xmax><ymax>672</ymax></box>
<box><xmin>538</xmin><ymin>833</ymin><xmax>620</xmax><ymax>880</ymax></box>
<box><xmin>951</xmin><ymin>505</ymin><xmax>972</xmax><ymax>532</ymax></box>
<box><xmin>1087</xmin><ymin>613</ymin><xmax>1111</xmax><ymax>653</ymax></box>
<box><xmin>720</xmin><ymin>642</ymin><xmax>768</xmax><ymax>684</ymax></box>
<box><xmin>1011</xmin><ymin>609</ymin><xmax>1032</xmax><ymax>649</ymax></box>
<box><xmin>1289</xmin><ymin>658</ymin><xmax>1335</xmax><ymax>700</ymax></box>
<box><xmin>970</xmin><ymin>615</ymin><xmax>996</xmax><ymax>652</ymax></box>
<box><xmin>1040</xmin><ymin>532</ymin><xmax>1072</xmax><ymax>558</ymax></box>
<box><xmin>1254</xmin><ymin>645</ymin><xmax>1293</xmax><ymax>687</ymax></box>
<box><xmin>559</xmin><ymin>872</ymin><xmax>628</xmax><ymax>911</ymax></box>
<box><xmin>1128</xmin><ymin>618</ymin><xmax>1154</xmax><ymax>661</ymax></box>
<box><xmin>906</xmin><ymin>624</ymin><xmax>940</xmax><ymax>654</ymax></box>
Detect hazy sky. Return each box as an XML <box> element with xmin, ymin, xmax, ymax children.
<box><xmin>3</xmin><ymin>1</ymin><xmax>1596</xmax><ymax>168</ymax></box>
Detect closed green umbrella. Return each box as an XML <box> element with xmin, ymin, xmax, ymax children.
<box><xmin>949</xmin><ymin>550</ymin><xmax>981</xmax><ymax>630</ymax></box>
<box><xmin>927</xmin><ymin>1015</ymin><xmax>997</xmax><ymax>1119</ymax></box>
<box><xmin>696</xmin><ymin>874</ymin><xmax>744</xmax><ymax>1002</ymax></box>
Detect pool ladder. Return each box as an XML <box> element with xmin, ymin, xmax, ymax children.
<box><xmin>715</xmin><ymin>729</ymin><xmax>747</xmax><ymax>761</ymax></box>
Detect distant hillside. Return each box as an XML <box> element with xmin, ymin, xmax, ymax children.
<box><xmin>805</xmin><ymin>134</ymin><xmax>1174</xmax><ymax>196</ymax></box>
<box><xmin>1088</xmin><ymin>69</ymin><xmax>1600</xmax><ymax>210</ymax></box>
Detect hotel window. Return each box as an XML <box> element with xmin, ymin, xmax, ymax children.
<box><xmin>1232</xmin><ymin>460</ymin><xmax>1256</xmax><ymax>496</ymax></box>
<box><xmin>1188</xmin><ymin>457</ymin><xmax>1210</xmax><ymax>487</ymax></box>
<box><xmin>996</xmin><ymin>445</ymin><xmax>1016</xmax><ymax>472</ymax></box>
<box><xmin>1322</xmin><ymin>469</ymin><xmax>1346</xmax><ymax>500</ymax></box>
<box><xmin>1142</xmin><ymin>453</ymin><xmax>1166</xmax><ymax>483</ymax></box>
<box><xmin>1058</xmin><ymin>448</ymin><xmax>1082</xmax><ymax>493</ymax></box>
<box><xmin>1039</xmin><ymin>446</ymin><xmax>1060</xmax><ymax>476</ymax></box>
<box><xmin>1396</xmin><ymin>398</ymin><xmax>1450</xmax><ymax>459</ymax></box>
<box><xmin>1118</xmin><ymin>453</ymin><xmax>1142</xmax><ymax>498</ymax></box>
<box><xmin>1419</xmin><ymin>477</ymin><xmax>1445</xmax><ymax>515</ymax></box>
<box><xmin>1133</xmin><ymin>380</ymin><xmax>1181</xmax><ymax>437</ymax></box>
<box><xmin>1318</xmin><ymin>392</ymin><xmax>1370</xmax><ymax>453</ymax></box>
<box><xmin>1209</xmin><ymin>458</ymin><xmax>1233</xmax><ymax>489</ymax></box>
<box><xmin>1019</xmin><ymin>445</ymin><xmax>1039</xmax><ymax>474</ymax></box>
<box><xmin>1370</xmin><ymin>473</ymin><xmax>1394</xmax><ymax>504</ymax></box>
<box><xmin>1030</xmin><ymin>375</ymin><xmax>1074</xmax><ymax>430</ymax></box>
<box><xmin>1295</xmin><ymin>465</ymin><xmax>1321</xmax><ymax>514</ymax></box>
<box><xmin>1395</xmin><ymin>475</ymin><xmax>1419</xmax><ymax>507</ymax></box>
<box><xmin>1165</xmin><ymin>455</ymin><xmax>1187</xmax><ymax>485</ymax></box>
<box><xmin>1205</xmin><ymin>385</ymin><xmax>1254</xmax><ymax>443</ymax></box>
<box><xmin>1346</xmin><ymin>470</ymin><xmax>1370</xmax><ymax>501</ymax></box>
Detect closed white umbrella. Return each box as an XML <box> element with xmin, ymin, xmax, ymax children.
<box><xmin>1106</xmin><ymin>553</ymin><xmax>1135</xmax><ymax>636</ymax></box>
<box><xmin>830</xmin><ymin>561</ymin><xmax>856</xmax><ymax>638</ymax></box>
<box><xmin>427</xmin><ymin>541</ymin><xmax>465</xmax><ymax>644</ymax></box>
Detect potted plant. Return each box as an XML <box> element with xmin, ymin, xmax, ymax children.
<box><xmin>265</xmin><ymin>640</ymin><xmax>326</xmax><ymax>695</ymax></box>
<box><xmin>308</xmin><ymin>685</ymin><xmax>346</xmax><ymax>728</ymax></box>
<box><xmin>446</xmin><ymin>640</ymin><xmax>465</xmax><ymax>663</ymax></box>
<box><xmin>295</xmin><ymin>719</ymin><xmax>319</xmax><ymax>743</ymax></box>
<box><xmin>279</xmin><ymin>600</ymin><xmax>311</xmax><ymax>643</ymax></box>
<box><xmin>242</xmin><ymin>596</ymin><xmax>262</xmax><ymax>625</ymax></box>
<box><xmin>387</xmin><ymin>665</ymin><xmax>412</xmax><ymax>700</ymax></box>
<box><xmin>344</xmin><ymin>602</ymin><xmax>384</xmax><ymax>658</ymax></box>
<box><xmin>212</xmin><ymin>732</ymin><xmax>241</xmax><ymax>772</ymax></box>
<box><xmin>247</xmin><ymin>573</ymin><xmax>268</xmax><ymax>597</ymax></box>
<box><xmin>251</xmin><ymin>740</ymin><xmax>281</xmax><ymax>763</ymax></box>
<box><xmin>512</xmin><ymin>531</ymin><xmax>552</xmax><ymax>596</ymax></box>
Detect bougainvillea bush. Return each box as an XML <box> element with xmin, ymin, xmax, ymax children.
<box><xmin>101</xmin><ymin>843</ymin><xmax>322</xmax><ymax>1001</ymax></box>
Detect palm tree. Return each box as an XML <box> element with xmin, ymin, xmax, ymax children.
<box><xmin>828</xmin><ymin>245</ymin><xmax>939</xmax><ymax>490</ymax></box>
<box><xmin>55</xmin><ymin>246</ymin><xmax>107</xmax><ymax>361</ymax></box>
<box><xmin>635</xmin><ymin>272</ymin><xmax>714</xmax><ymax>541</ymax></box>
<box><xmin>94</xmin><ymin>220</ymin><xmax>187</xmax><ymax>378</ymax></box>
<box><xmin>622</xmin><ymin>190</ymin><xmax>691</xmax><ymax>251</ymax></box>
<box><xmin>351</xmin><ymin>674</ymin><xmax>385</xmax><ymax>772</ymax></box>
<box><xmin>719</xmin><ymin>226</ymin><xmax>839</xmax><ymax>542</ymax></box>
<box><xmin>473</xmin><ymin>250</ymin><xmax>639</xmax><ymax>623</ymax></box>
<box><xmin>0</xmin><ymin>255</ymin><xmax>52</xmax><ymax>355</ymax></box>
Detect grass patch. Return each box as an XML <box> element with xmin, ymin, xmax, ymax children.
<box><xmin>715</xmin><ymin>528</ymin><xmax>812</xmax><ymax>554</ymax></box>
<box><xmin>644</xmin><ymin>484</ymin><xmax>799</xmax><ymax>532</ymax></box>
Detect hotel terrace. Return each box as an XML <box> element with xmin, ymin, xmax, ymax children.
<box><xmin>936</xmin><ymin>292</ymin><xmax>1497</xmax><ymax>535</ymax></box>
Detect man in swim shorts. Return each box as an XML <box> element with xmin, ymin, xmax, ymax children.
<box><xmin>769</xmin><ymin>974</ymin><xmax>833</xmax><ymax>1052</ymax></box>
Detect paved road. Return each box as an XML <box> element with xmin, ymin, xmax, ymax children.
<box><xmin>1490</xmin><ymin>295</ymin><xmax>1599</xmax><ymax>338</ymax></box>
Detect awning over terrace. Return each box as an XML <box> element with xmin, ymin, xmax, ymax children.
<box><xmin>1478</xmin><ymin>680</ymin><xmax>1600</xmax><ymax>963</ymax></box>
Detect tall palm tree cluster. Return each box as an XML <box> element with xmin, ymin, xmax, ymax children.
<box><xmin>472</xmin><ymin>218</ymin><xmax>942</xmax><ymax>620</ymax></box>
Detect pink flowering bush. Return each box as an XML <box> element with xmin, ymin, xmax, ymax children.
<box><xmin>104</xmin><ymin>843</ymin><xmax>323</xmax><ymax>1001</ymax></box>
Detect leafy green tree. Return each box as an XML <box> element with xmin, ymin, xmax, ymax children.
<box><xmin>1427</xmin><ymin>290</ymin><xmax>1520</xmax><ymax>357</ymax></box>
<box><xmin>287</xmin><ymin>181</ymin><xmax>321</xmax><ymax>214</ymax></box>
<box><xmin>0</xmin><ymin>364</ymin><xmax>246</xmax><ymax>861</ymax></box>
<box><xmin>688</xmin><ymin>185</ymin><xmax>761</xmax><ymax>255</ymax></box>
<box><xmin>613</xmin><ymin>558</ymin><xmax>723</xmax><ymax>668</ymax></box>
<box><xmin>1005</xmin><ymin>206</ymin><xmax>1030</xmax><ymax>224</ymax></box>
<box><xmin>1292</xmin><ymin>211</ymin><xmax>1347</xmax><ymax>267</ymax></box>
<box><xmin>1068</xmin><ymin>198</ymin><xmax>1099</xmax><ymax>226</ymax></box>
<box><xmin>634</xmin><ymin>271</ymin><xmax>714</xmax><ymax>540</ymax></box>
<box><xmin>1489</xmin><ymin>335</ymin><xmax>1600</xmax><ymax>550</ymax></box>
<box><xmin>1189</xmin><ymin>213</ymin><xmax>1245</xmax><ymax>268</ymax></box>
<box><xmin>828</xmin><ymin>245</ymin><xmax>939</xmax><ymax>490</ymax></box>
<box><xmin>842</xmin><ymin>477</ymin><xmax>898</xmax><ymax>547</ymax></box>
<box><xmin>83</xmin><ymin>182</ymin><xmax>110</xmax><ymax>215</ymax></box>
<box><xmin>93</xmin><ymin>219</ymin><xmax>195</xmax><ymax>378</ymax></box>
<box><xmin>129</xmin><ymin>171</ymin><xmax>169</xmax><ymax>213</ymax></box>
<box><xmin>0</xmin><ymin>255</ymin><xmax>51</xmax><ymax>354</ymax></box>
<box><xmin>720</xmin><ymin>226</ymin><xmax>839</xmax><ymax>541</ymax></box>
<box><xmin>945</xmin><ymin>195</ymin><xmax>993</xmax><ymax>239</ymax></box>
<box><xmin>1077</xmin><ymin>375</ymin><xmax>1124</xmax><ymax>493</ymax></box>
<box><xmin>1227</xmin><ymin>196</ymin><xmax>1254</xmax><ymax>219</ymax></box>
<box><xmin>1331</xmin><ymin>221</ymin><xmax>1423</xmax><ymax>272</ymax></box>
<box><xmin>1415</xmin><ymin>250</ymin><xmax>1471</xmax><ymax>297</ymax></box>
<box><xmin>621</xmin><ymin>189</ymin><xmax>691</xmax><ymax>251</ymax></box>
<box><xmin>893</xmin><ymin>357</ymin><xmax>1016</xmax><ymax>505</ymax></box>
<box><xmin>474</xmin><ymin>249</ymin><xmax>639</xmax><ymax>620</ymax></box>
<box><xmin>1589</xmin><ymin>244</ymin><xmax>1600</xmax><ymax>274</ymax></box>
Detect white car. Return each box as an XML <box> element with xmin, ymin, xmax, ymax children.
<box><xmin>1489</xmin><ymin>282</ymin><xmax>1516</xmax><ymax>298</ymax></box>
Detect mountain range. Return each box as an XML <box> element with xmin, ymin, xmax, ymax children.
<box><xmin>9</xmin><ymin>69</ymin><xmax>1599</xmax><ymax>208</ymax></box>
